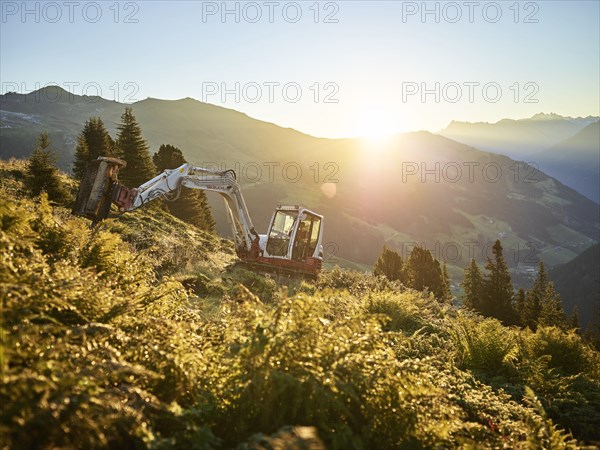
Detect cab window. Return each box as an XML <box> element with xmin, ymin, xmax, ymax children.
<box><xmin>266</xmin><ymin>210</ymin><xmax>297</xmax><ymax>256</ymax></box>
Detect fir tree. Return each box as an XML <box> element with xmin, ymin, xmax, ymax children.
<box><xmin>538</xmin><ymin>282</ymin><xmax>568</xmax><ymax>330</ymax></box>
<box><xmin>523</xmin><ymin>261</ymin><xmax>549</xmax><ymax>329</ymax></box>
<box><xmin>373</xmin><ymin>246</ymin><xmax>404</xmax><ymax>282</ymax></box>
<box><xmin>515</xmin><ymin>287</ymin><xmax>527</xmax><ymax>325</ymax></box>
<box><xmin>27</xmin><ymin>131</ymin><xmax>70</xmax><ymax>204</ymax></box>
<box><xmin>116</xmin><ymin>107</ymin><xmax>155</xmax><ymax>187</ymax></box>
<box><xmin>521</xmin><ymin>261</ymin><xmax>567</xmax><ymax>330</ymax></box>
<box><xmin>590</xmin><ymin>302</ymin><xmax>600</xmax><ymax>350</ymax></box>
<box><xmin>569</xmin><ymin>306</ymin><xmax>580</xmax><ymax>332</ymax></box>
<box><xmin>441</xmin><ymin>262</ymin><xmax>453</xmax><ymax>303</ymax></box>
<box><xmin>482</xmin><ymin>240</ymin><xmax>515</xmax><ymax>324</ymax></box>
<box><xmin>153</xmin><ymin>144</ymin><xmax>186</xmax><ymax>171</ymax></box>
<box><xmin>463</xmin><ymin>258</ymin><xmax>484</xmax><ymax>311</ymax></box>
<box><xmin>152</xmin><ymin>144</ymin><xmax>215</xmax><ymax>233</ymax></box>
<box><xmin>72</xmin><ymin>134</ymin><xmax>89</xmax><ymax>180</ymax></box>
<box><xmin>523</xmin><ymin>293</ymin><xmax>542</xmax><ymax>331</ymax></box>
<box><xmin>72</xmin><ymin>117</ymin><xmax>116</xmax><ymax>179</ymax></box>
<box><xmin>404</xmin><ymin>246</ymin><xmax>444</xmax><ymax>299</ymax></box>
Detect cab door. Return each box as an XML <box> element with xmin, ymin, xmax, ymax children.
<box><xmin>292</xmin><ymin>213</ymin><xmax>322</xmax><ymax>261</ymax></box>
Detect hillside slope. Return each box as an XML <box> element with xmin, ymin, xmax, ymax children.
<box><xmin>535</xmin><ymin>122</ymin><xmax>600</xmax><ymax>203</ymax></box>
<box><xmin>2</xmin><ymin>160</ymin><xmax>600</xmax><ymax>448</ymax></box>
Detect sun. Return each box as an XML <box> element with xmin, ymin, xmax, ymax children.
<box><xmin>356</xmin><ymin>107</ymin><xmax>399</xmax><ymax>145</ymax></box>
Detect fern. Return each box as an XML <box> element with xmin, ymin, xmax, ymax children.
<box><xmin>523</xmin><ymin>387</ymin><xmax>577</xmax><ymax>449</ymax></box>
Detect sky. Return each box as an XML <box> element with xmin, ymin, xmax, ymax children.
<box><xmin>1</xmin><ymin>0</ymin><xmax>599</xmax><ymax>138</ymax></box>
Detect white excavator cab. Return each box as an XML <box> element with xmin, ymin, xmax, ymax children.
<box><xmin>263</xmin><ymin>205</ymin><xmax>324</xmax><ymax>264</ymax></box>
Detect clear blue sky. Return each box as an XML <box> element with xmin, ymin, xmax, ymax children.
<box><xmin>1</xmin><ymin>1</ymin><xmax>599</xmax><ymax>137</ymax></box>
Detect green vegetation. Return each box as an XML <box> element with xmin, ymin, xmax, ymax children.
<box><xmin>481</xmin><ymin>240</ymin><xmax>516</xmax><ymax>325</ymax></box>
<box><xmin>372</xmin><ymin>245</ymin><xmax>451</xmax><ymax>302</ymax></box>
<box><xmin>2</xmin><ymin>160</ymin><xmax>600</xmax><ymax>449</ymax></box>
<box><xmin>373</xmin><ymin>245</ymin><xmax>404</xmax><ymax>282</ymax></box>
<box><xmin>551</xmin><ymin>243</ymin><xmax>600</xmax><ymax>331</ymax></box>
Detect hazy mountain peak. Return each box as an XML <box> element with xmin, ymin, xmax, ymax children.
<box><xmin>529</xmin><ymin>112</ymin><xmax>564</xmax><ymax>121</ymax></box>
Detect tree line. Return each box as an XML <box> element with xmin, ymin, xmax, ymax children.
<box><xmin>462</xmin><ymin>240</ymin><xmax>574</xmax><ymax>330</ymax></box>
<box><xmin>25</xmin><ymin>107</ymin><xmax>215</xmax><ymax>233</ymax></box>
<box><xmin>373</xmin><ymin>245</ymin><xmax>452</xmax><ymax>302</ymax></box>
<box><xmin>373</xmin><ymin>240</ymin><xmax>576</xmax><ymax>331</ymax></box>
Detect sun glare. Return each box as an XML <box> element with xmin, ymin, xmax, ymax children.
<box><xmin>356</xmin><ymin>108</ymin><xmax>399</xmax><ymax>149</ymax></box>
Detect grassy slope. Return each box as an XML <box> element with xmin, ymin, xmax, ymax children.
<box><xmin>2</xmin><ymin>160</ymin><xmax>600</xmax><ymax>449</ymax></box>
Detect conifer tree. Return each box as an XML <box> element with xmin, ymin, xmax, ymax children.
<box><xmin>524</xmin><ymin>261</ymin><xmax>549</xmax><ymax>327</ymax></box>
<box><xmin>72</xmin><ymin>117</ymin><xmax>116</xmax><ymax>179</ymax></box>
<box><xmin>515</xmin><ymin>288</ymin><xmax>527</xmax><ymax>325</ymax></box>
<box><xmin>441</xmin><ymin>262</ymin><xmax>453</xmax><ymax>303</ymax></box>
<box><xmin>27</xmin><ymin>131</ymin><xmax>70</xmax><ymax>204</ymax></box>
<box><xmin>463</xmin><ymin>258</ymin><xmax>484</xmax><ymax>311</ymax></box>
<box><xmin>482</xmin><ymin>240</ymin><xmax>515</xmax><ymax>324</ymax></box>
<box><xmin>538</xmin><ymin>282</ymin><xmax>568</xmax><ymax>330</ymax></box>
<box><xmin>569</xmin><ymin>306</ymin><xmax>580</xmax><ymax>332</ymax></box>
<box><xmin>116</xmin><ymin>107</ymin><xmax>155</xmax><ymax>187</ymax></box>
<box><xmin>72</xmin><ymin>134</ymin><xmax>89</xmax><ymax>180</ymax></box>
<box><xmin>590</xmin><ymin>302</ymin><xmax>600</xmax><ymax>350</ymax></box>
<box><xmin>521</xmin><ymin>261</ymin><xmax>568</xmax><ymax>330</ymax></box>
<box><xmin>152</xmin><ymin>144</ymin><xmax>215</xmax><ymax>233</ymax></box>
<box><xmin>404</xmin><ymin>246</ymin><xmax>444</xmax><ymax>299</ymax></box>
<box><xmin>373</xmin><ymin>246</ymin><xmax>404</xmax><ymax>282</ymax></box>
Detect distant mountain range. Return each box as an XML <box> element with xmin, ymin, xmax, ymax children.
<box><xmin>439</xmin><ymin>114</ymin><xmax>600</xmax><ymax>202</ymax></box>
<box><xmin>1</xmin><ymin>87</ymin><xmax>598</xmax><ymax>276</ymax></box>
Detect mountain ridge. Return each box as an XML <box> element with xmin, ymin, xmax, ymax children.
<box><xmin>444</xmin><ymin>112</ymin><xmax>599</xmax><ymax>129</ymax></box>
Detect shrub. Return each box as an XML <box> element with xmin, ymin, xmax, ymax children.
<box><xmin>526</xmin><ymin>326</ymin><xmax>596</xmax><ymax>376</ymax></box>
<box><xmin>316</xmin><ymin>267</ymin><xmax>401</xmax><ymax>296</ymax></box>
<box><xmin>80</xmin><ymin>229</ymin><xmax>153</xmax><ymax>288</ymax></box>
<box><xmin>520</xmin><ymin>327</ymin><xmax>600</xmax><ymax>441</ymax></box>
<box><xmin>449</xmin><ymin>313</ymin><xmax>519</xmax><ymax>377</ymax></box>
<box><xmin>364</xmin><ymin>291</ymin><xmax>427</xmax><ymax>333</ymax></box>
<box><xmin>222</xmin><ymin>268</ymin><xmax>278</xmax><ymax>303</ymax></box>
<box><xmin>523</xmin><ymin>387</ymin><xmax>578</xmax><ymax>449</ymax></box>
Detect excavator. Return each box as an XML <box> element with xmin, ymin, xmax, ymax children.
<box><xmin>72</xmin><ymin>157</ymin><xmax>324</xmax><ymax>278</ymax></box>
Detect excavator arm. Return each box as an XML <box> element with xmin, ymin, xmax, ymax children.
<box><xmin>117</xmin><ymin>164</ymin><xmax>261</xmax><ymax>258</ymax></box>
<box><xmin>74</xmin><ymin>158</ymin><xmax>260</xmax><ymax>258</ymax></box>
